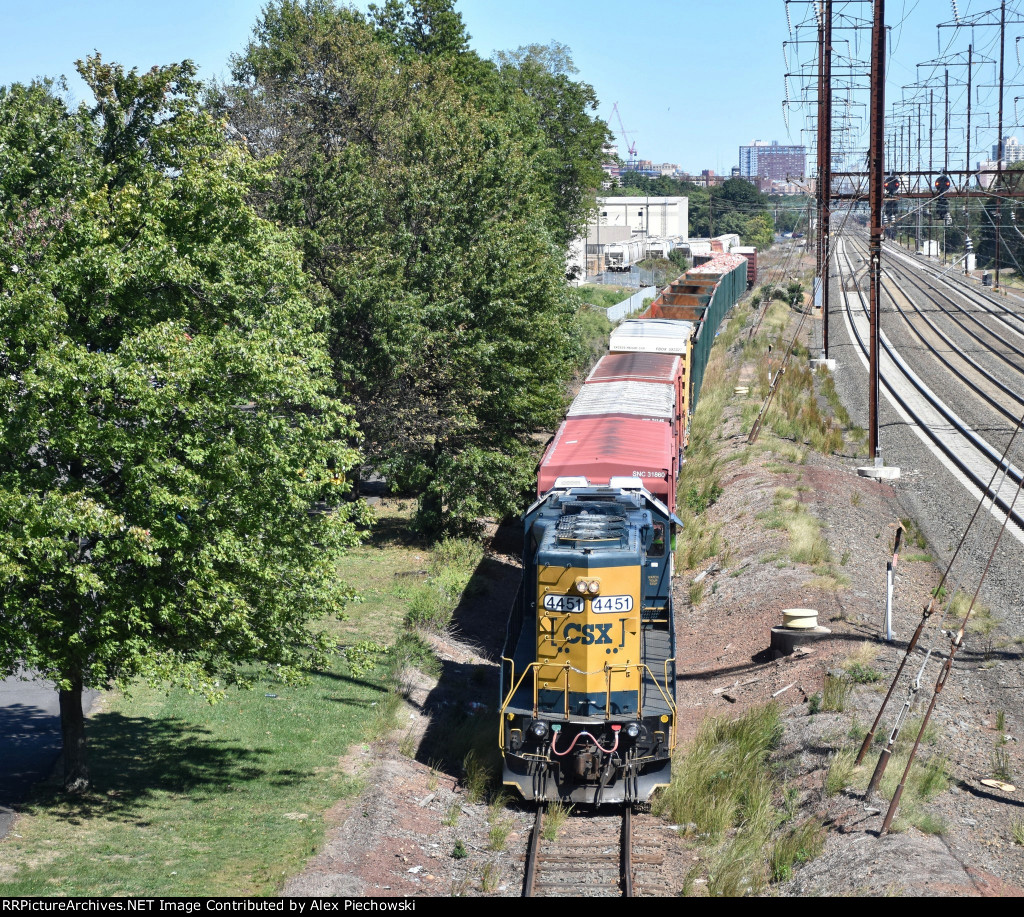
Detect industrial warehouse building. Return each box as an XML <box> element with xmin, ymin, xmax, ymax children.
<box><xmin>568</xmin><ymin>196</ymin><xmax>689</xmax><ymax>280</ymax></box>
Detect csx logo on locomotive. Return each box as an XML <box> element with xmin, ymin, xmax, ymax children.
<box><xmin>561</xmin><ymin>619</ymin><xmax>628</xmax><ymax>647</ymax></box>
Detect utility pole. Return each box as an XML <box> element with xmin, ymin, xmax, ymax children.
<box><xmin>868</xmin><ymin>0</ymin><xmax>884</xmax><ymax>462</ymax></box>
<box><xmin>996</xmin><ymin>0</ymin><xmax>1006</xmax><ymax>289</ymax></box>
<box><xmin>822</xmin><ymin>0</ymin><xmax>833</xmax><ymax>357</ymax></box>
<box><xmin>966</xmin><ymin>44</ymin><xmax>973</xmax><ymax>274</ymax></box>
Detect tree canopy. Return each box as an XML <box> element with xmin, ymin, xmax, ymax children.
<box><xmin>224</xmin><ymin>0</ymin><xmax>606</xmax><ymax>534</ymax></box>
<box><xmin>0</xmin><ymin>59</ymin><xmax>364</xmax><ymax>791</ymax></box>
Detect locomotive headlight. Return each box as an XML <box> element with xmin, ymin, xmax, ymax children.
<box><xmin>530</xmin><ymin>720</ymin><xmax>549</xmax><ymax>739</ymax></box>
<box><xmin>575</xmin><ymin>579</ymin><xmax>588</xmax><ymax>594</ymax></box>
<box><xmin>625</xmin><ymin>722</ymin><xmax>641</xmax><ymax>738</ymax></box>
<box><xmin>587</xmin><ymin>580</ymin><xmax>600</xmax><ymax>594</ymax></box>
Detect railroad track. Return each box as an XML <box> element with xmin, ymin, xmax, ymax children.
<box><xmin>833</xmin><ymin>233</ymin><xmax>1024</xmax><ymax>538</ymax></box>
<box><xmin>521</xmin><ymin>805</ymin><xmax>680</xmax><ymax>897</ymax></box>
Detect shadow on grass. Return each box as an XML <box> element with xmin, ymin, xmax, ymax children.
<box><xmin>448</xmin><ymin>519</ymin><xmax>522</xmax><ymax>663</ymax></box>
<box><xmin>21</xmin><ymin>711</ymin><xmax>294</xmax><ymax>826</ymax></box>
<box><xmin>364</xmin><ymin>505</ymin><xmax>426</xmax><ymax>550</ymax></box>
<box><xmin>414</xmin><ymin>657</ymin><xmax>500</xmax><ymax>784</ymax></box>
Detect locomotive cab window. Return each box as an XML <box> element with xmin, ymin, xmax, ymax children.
<box><xmin>649</xmin><ymin>522</ymin><xmax>666</xmax><ymax>557</ymax></box>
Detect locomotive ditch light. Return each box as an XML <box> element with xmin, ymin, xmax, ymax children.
<box><xmin>530</xmin><ymin>720</ymin><xmax>549</xmax><ymax>738</ymax></box>
<box><xmin>625</xmin><ymin>722</ymin><xmax>641</xmax><ymax>738</ymax></box>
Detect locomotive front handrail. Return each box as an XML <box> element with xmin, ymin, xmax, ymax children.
<box><xmin>499</xmin><ymin>659</ymin><xmax>676</xmax><ymax>752</ymax></box>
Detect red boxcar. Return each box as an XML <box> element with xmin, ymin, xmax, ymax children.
<box><xmin>537</xmin><ymin>416</ymin><xmax>677</xmax><ymax>512</ymax></box>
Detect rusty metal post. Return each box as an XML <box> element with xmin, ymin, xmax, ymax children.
<box><xmin>966</xmin><ymin>44</ymin><xmax>973</xmax><ymax>272</ymax></box>
<box><xmin>867</xmin><ymin>0</ymin><xmax>885</xmax><ymax>461</ymax></box>
<box><xmin>816</xmin><ymin>6</ymin><xmax>825</xmax><ymax>292</ymax></box>
<box><xmin>995</xmin><ymin>1</ymin><xmax>1006</xmax><ymax>290</ymax></box>
<box><xmin>822</xmin><ymin>0</ymin><xmax>833</xmax><ymax>358</ymax></box>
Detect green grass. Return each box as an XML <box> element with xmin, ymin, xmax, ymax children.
<box><xmin>770</xmin><ymin>819</ymin><xmax>826</xmax><ymax>882</ymax></box>
<box><xmin>656</xmin><ymin>704</ymin><xmax>784</xmax><ymax>841</ymax></box>
<box><xmin>824</xmin><ymin>748</ymin><xmax>858</xmax><ymax>796</ymax></box>
<box><xmin>821</xmin><ymin>674</ymin><xmax>852</xmax><ymax>712</ymax></box>
<box><xmin>576</xmin><ymin>283</ymin><xmax>634</xmax><ymax>309</ymax></box>
<box><xmin>845</xmin><ymin>663</ymin><xmax>883</xmax><ymax>685</ymax></box>
<box><xmin>657</xmin><ymin>704</ymin><xmax>826</xmax><ymax>894</ymax></box>
<box><xmin>577</xmin><ymin>303</ymin><xmax>614</xmax><ymax>368</ymax></box>
<box><xmin>0</xmin><ymin>669</ymin><xmax>381</xmax><ymax>896</ymax></box>
<box><xmin>900</xmin><ymin>516</ymin><xmax>928</xmax><ymax>550</ymax></box>
<box><xmin>0</xmin><ymin>499</ymin><xmax>454</xmax><ymax>896</ymax></box>
<box><xmin>673</xmin><ymin>309</ymin><xmax>744</xmax><ymax>572</ymax></box>
<box><xmin>761</xmin><ymin>487</ymin><xmax>834</xmax><ymax>570</ymax></box>
<box><xmin>542</xmin><ymin>801</ymin><xmax>572</xmax><ymax>841</ymax></box>
<box><xmin>749</xmin><ymin>340</ymin><xmax>845</xmax><ymax>455</ymax></box>
<box><xmin>403</xmin><ymin>536</ymin><xmax>483</xmax><ymax>633</ymax></box>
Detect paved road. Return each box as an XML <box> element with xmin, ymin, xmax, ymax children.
<box><xmin>0</xmin><ymin>674</ymin><xmax>98</xmax><ymax>838</ymax></box>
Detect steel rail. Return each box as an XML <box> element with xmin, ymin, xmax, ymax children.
<box><xmin>835</xmin><ymin>236</ymin><xmax>1024</xmax><ymax>531</ymax></box>
<box><xmin>622</xmin><ymin>806</ymin><xmax>634</xmax><ymax>897</ymax></box>
<box><xmin>522</xmin><ymin>805</ymin><xmax>634</xmax><ymax>897</ymax></box>
<box><xmin>877</xmin><ymin>241</ymin><xmax>1024</xmax><ymax>371</ymax></box>
<box><xmin>522</xmin><ymin>804</ymin><xmax>543</xmax><ymax>897</ymax></box>
<box><xmin>876</xmin><ymin>243</ymin><xmax>1024</xmax><ymax>367</ymax></box>
<box><xmin>880</xmin><ymin>236</ymin><xmax>1024</xmax><ymax>335</ymax></box>
<box><xmin>886</xmin><ymin>243</ymin><xmax>1024</xmax><ymax>340</ymax></box>
<box><xmin>851</xmin><ymin>241</ymin><xmax>1024</xmax><ymax>426</ymax></box>
<box><xmin>838</xmin><ymin>235</ymin><xmax>1024</xmax><ymax>773</ymax></box>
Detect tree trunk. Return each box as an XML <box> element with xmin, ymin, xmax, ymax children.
<box><xmin>59</xmin><ymin>679</ymin><xmax>89</xmax><ymax>794</ymax></box>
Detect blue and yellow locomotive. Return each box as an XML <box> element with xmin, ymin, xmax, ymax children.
<box><xmin>499</xmin><ymin>481</ymin><xmax>677</xmax><ymax>805</ymax></box>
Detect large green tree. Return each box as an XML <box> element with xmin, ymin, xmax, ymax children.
<box><xmin>225</xmin><ymin>0</ymin><xmax>591</xmax><ymax>534</ymax></box>
<box><xmin>492</xmin><ymin>42</ymin><xmax>609</xmax><ymax>251</ymax></box>
<box><xmin>0</xmin><ymin>59</ymin><xmax>363</xmax><ymax>791</ymax></box>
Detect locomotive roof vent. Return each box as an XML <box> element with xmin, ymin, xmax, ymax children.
<box><xmin>555</xmin><ymin>511</ymin><xmax>628</xmax><ymax>544</ymax></box>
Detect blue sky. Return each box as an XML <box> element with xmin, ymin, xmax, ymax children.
<box><xmin>1</xmin><ymin>1</ymin><xmax>1019</xmax><ymax>173</ymax></box>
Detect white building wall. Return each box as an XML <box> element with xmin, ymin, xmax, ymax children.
<box><xmin>594</xmin><ymin>196</ymin><xmax>689</xmax><ymax>240</ymax></box>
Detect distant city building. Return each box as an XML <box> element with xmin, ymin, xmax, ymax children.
<box><xmin>739</xmin><ymin>140</ymin><xmax>806</xmax><ymax>183</ymax></box>
<box><xmin>992</xmin><ymin>136</ymin><xmax>1024</xmax><ymax>163</ymax></box>
<box><xmin>976</xmin><ymin>159</ymin><xmax>1000</xmax><ymax>189</ymax></box>
<box><xmin>601</xmin><ymin>141</ymin><xmax>621</xmax><ymax>179</ymax></box>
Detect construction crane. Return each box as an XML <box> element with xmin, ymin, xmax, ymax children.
<box><xmin>610</xmin><ymin>102</ymin><xmax>638</xmax><ymax>168</ymax></box>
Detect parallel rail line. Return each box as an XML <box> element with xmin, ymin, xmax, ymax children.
<box><xmin>834</xmin><ymin>233</ymin><xmax>1024</xmax><ymax>536</ymax></box>
<box><xmin>858</xmin><ymin>240</ymin><xmax>1024</xmax><ymax>427</ymax></box>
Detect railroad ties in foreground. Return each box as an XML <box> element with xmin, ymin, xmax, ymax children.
<box><xmin>522</xmin><ymin>806</ymin><xmax>682</xmax><ymax>897</ymax></box>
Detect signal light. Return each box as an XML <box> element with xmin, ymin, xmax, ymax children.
<box><xmin>884</xmin><ymin>174</ymin><xmax>900</xmax><ymax>197</ymax></box>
